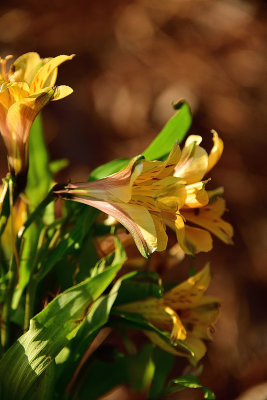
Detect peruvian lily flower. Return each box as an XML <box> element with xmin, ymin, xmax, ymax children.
<box><xmin>116</xmin><ymin>264</ymin><xmax>220</xmax><ymax>364</ymax></box>
<box><xmin>0</xmin><ymin>52</ymin><xmax>74</xmax><ymax>175</ymax></box>
<box><xmin>55</xmin><ymin>144</ymin><xmax>188</xmax><ymax>258</ymax></box>
<box><xmin>170</xmin><ymin>131</ymin><xmax>233</xmax><ymax>255</ymax></box>
<box><xmin>55</xmin><ymin>132</ymin><xmax>233</xmax><ymax>257</ymax></box>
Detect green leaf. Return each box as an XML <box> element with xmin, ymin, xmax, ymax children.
<box><xmin>148</xmin><ymin>348</ymin><xmax>174</xmax><ymax>399</ymax></box>
<box><xmin>56</xmin><ymin>266</ymin><xmax>125</xmax><ymax>390</ymax></box>
<box><xmin>114</xmin><ymin>270</ymin><xmax>163</xmax><ymax>306</ymax></box>
<box><xmin>73</xmin><ymin>356</ymin><xmax>127</xmax><ymax>400</ymax></box>
<box><xmin>28</xmin><ymin>361</ymin><xmax>56</xmax><ymax>400</ymax></box>
<box><xmin>164</xmin><ymin>375</ymin><xmax>216</xmax><ymax>399</ymax></box>
<box><xmin>143</xmin><ymin>100</ymin><xmax>191</xmax><ymax>160</ymax></box>
<box><xmin>26</xmin><ymin>115</ymin><xmax>53</xmax><ymax>213</ymax></box>
<box><xmin>112</xmin><ymin>311</ymin><xmax>192</xmax><ymax>358</ymax></box>
<box><xmin>0</xmin><ymin>238</ymin><xmax>126</xmax><ymax>400</ymax></box>
<box><xmin>90</xmin><ymin>158</ymin><xmax>130</xmax><ymax>180</ymax></box>
<box><xmin>37</xmin><ymin>206</ymin><xmax>98</xmax><ymax>281</ymax></box>
<box><xmin>49</xmin><ymin>158</ymin><xmax>69</xmax><ymax>175</ymax></box>
<box><xmin>128</xmin><ymin>344</ymin><xmax>155</xmax><ymax>391</ymax></box>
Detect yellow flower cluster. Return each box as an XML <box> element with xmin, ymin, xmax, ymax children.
<box><xmin>55</xmin><ymin>131</ymin><xmax>233</xmax><ymax>257</ymax></box>
<box><xmin>117</xmin><ymin>265</ymin><xmax>219</xmax><ymax>364</ymax></box>
<box><xmin>0</xmin><ymin>52</ymin><xmax>74</xmax><ymax>175</ymax></box>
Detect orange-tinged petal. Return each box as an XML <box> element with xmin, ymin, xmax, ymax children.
<box><xmin>184</xmin><ymin>180</ymin><xmax>209</xmax><ymax>208</ymax></box>
<box><xmin>55</xmin><ymin>194</ymin><xmax>157</xmax><ymax>257</ymax></box>
<box><xmin>63</xmin><ymin>157</ymin><xmax>143</xmax><ymax>203</ymax></box>
<box><xmin>206</xmin><ymin>130</ymin><xmax>223</xmax><ymax>174</ymax></box>
<box><xmin>30</xmin><ymin>54</ymin><xmax>74</xmax><ymax>93</ymax></box>
<box><xmin>8</xmin><ymin>52</ymin><xmax>42</xmax><ymax>86</ymax></box>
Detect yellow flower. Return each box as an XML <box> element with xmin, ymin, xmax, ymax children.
<box><xmin>117</xmin><ymin>264</ymin><xmax>220</xmax><ymax>364</ymax></box>
<box><xmin>0</xmin><ymin>52</ymin><xmax>74</xmax><ymax>175</ymax></box>
<box><xmin>170</xmin><ymin>131</ymin><xmax>233</xmax><ymax>255</ymax></box>
<box><xmin>55</xmin><ymin>132</ymin><xmax>233</xmax><ymax>257</ymax></box>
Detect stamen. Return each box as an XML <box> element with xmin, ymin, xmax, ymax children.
<box><xmin>0</xmin><ymin>55</ymin><xmax>13</xmax><ymax>80</ymax></box>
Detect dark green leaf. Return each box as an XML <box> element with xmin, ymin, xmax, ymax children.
<box><xmin>114</xmin><ymin>270</ymin><xmax>163</xmax><ymax>306</ymax></box>
<box><xmin>164</xmin><ymin>375</ymin><xmax>216</xmax><ymax>399</ymax></box>
<box><xmin>148</xmin><ymin>348</ymin><xmax>174</xmax><ymax>399</ymax></box>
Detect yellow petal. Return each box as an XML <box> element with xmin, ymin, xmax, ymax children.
<box><xmin>184</xmin><ymin>335</ymin><xmax>207</xmax><ymax>364</ymax></box>
<box><xmin>150</xmin><ymin>214</ymin><xmax>168</xmax><ymax>252</ymax></box>
<box><xmin>30</xmin><ymin>54</ymin><xmax>74</xmax><ymax>93</ymax></box>
<box><xmin>118</xmin><ymin>298</ymin><xmax>186</xmax><ymax>341</ymax></box>
<box><xmin>8</xmin><ymin>52</ymin><xmax>42</xmax><ymax>86</ymax></box>
<box><xmin>164</xmin><ymin>264</ymin><xmax>211</xmax><ymax>309</ymax></box>
<box><xmin>0</xmin><ymin>82</ymin><xmax>29</xmax><ymax>108</ymax></box>
<box><xmin>7</xmin><ymin>88</ymin><xmax>55</xmax><ymax>143</ymax></box>
<box><xmin>144</xmin><ymin>331</ymin><xmax>193</xmax><ymax>358</ymax></box>
<box><xmin>206</xmin><ymin>130</ymin><xmax>223</xmax><ymax>174</ymax></box>
<box><xmin>184</xmin><ymin>180</ymin><xmax>209</xmax><ymax>208</ymax></box>
<box><xmin>174</xmin><ymin>135</ymin><xmax>208</xmax><ymax>184</ymax></box>
<box><xmin>182</xmin><ymin>201</ymin><xmax>234</xmax><ymax>245</ymax></box>
<box><xmin>184</xmin><ymin>225</ymin><xmax>213</xmax><ymax>254</ymax></box>
<box><xmin>182</xmin><ymin>298</ymin><xmax>220</xmax><ymax>340</ymax></box>
<box><xmin>173</xmin><ymin>213</ymin><xmax>195</xmax><ymax>256</ymax></box>
<box><xmin>51</xmin><ymin>85</ymin><xmax>73</xmax><ymax>101</ymax></box>
<box><xmin>5</xmin><ymin>88</ymin><xmax>55</xmax><ymax>173</ymax></box>
<box><xmin>136</xmin><ymin>142</ymin><xmax>181</xmax><ymax>184</ymax></box>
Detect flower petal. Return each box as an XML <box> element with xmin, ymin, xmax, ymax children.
<box><xmin>184</xmin><ymin>225</ymin><xmax>213</xmax><ymax>254</ymax></box>
<box><xmin>164</xmin><ymin>264</ymin><xmax>211</xmax><ymax>309</ymax></box>
<box><xmin>67</xmin><ymin>157</ymin><xmax>143</xmax><ymax>203</ymax></box>
<box><xmin>182</xmin><ymin>200</ymin><xmax>234</xmax><ymax>244</ymax></box>
<box><xmin>30</xmin><ymin>54</ymin><xmax>74</xmax><ymax>93</ymax></box>
<box><xmin>144</xmin><ymin>331</ymin><xmax>193</xmax><ymax>358</ymax></box>
<box><xmin>57</xmin><ymin>195</ymin><xmax>157</xmax><ymax>257</ymax></box>
<box><xmin>9</xmin><ymin>52</ymin><xmax>42</xmax><ymax>86</ymax></box>
<box><xmin>51</xmin><ymin>85</ymin><xmax>74</xmax><ymax>101</ymax></box>
<box><xmin>174</xmin><ymin>135</ymin><xmax>208</xmax><ymax>184</ymax></box>
<box><xmin>206</xmin><ymin>130</ymin><xmax>223</xmax><ymax>174</ymax></box>
<box><xmin>118</xmin><ymin>298</ymin><xmax>186</xmax><ymax>341</ymax></box>
<box><xmin>184</xmin><ymin>181</ymin><xmax>209</xmax><ymax>208</ymax></box>
<box><xmin>150</xmin><ymin>214</ymin><xmax>168</xmax><ymax>252</ymax></box>
<box><xmin>184</xmin><ymin>335</ymin><xmax>207</xmax><ymax>364</ymax></box>
<box><xmin>181</xmin><ymin>297</ymin><xmax>220</xmax><ymax>340</ymax></box>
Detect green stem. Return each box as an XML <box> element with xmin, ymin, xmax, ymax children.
<box><xmin>17</xmin><ymin>186</ymin><xmax>58</xmax><ymax>249</ymax></box>
<box><xmin>24</xmin><ymin>278</ymin><xmax>37</xmax><ymax>332</ymax></box>
<box><xmin>1</xmin><ymin>257</ymin><xmax>16</xmax><ymax>350</ymax></box>
<box><xmin>0</xmin><ymin>178</ymin><xmax>18</xmax><ymax>350</ymax></box>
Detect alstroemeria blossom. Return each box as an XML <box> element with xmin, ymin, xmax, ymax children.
<box><xmin>55</xmin><ymin>132</ymin><xmax>233</xmax><ymax>257</ymax></box>
<box><xmin>172</xmin><ymin>131</ymin><xmax>233</xmax><ymax>255</ymax></box>
<box><xmin>0</xmin><ymin>52</ymin><xmax>74</xmax><ymax>175</ymax></box>
<box><xmin>117</xmin><ymin>265</ymin><xmax>220</xmax><ymax>363</ymax></box>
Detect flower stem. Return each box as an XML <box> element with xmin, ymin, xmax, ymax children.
<box><xmin>0</xmin><ymin>178</ymin><xmax>19</xmax><ymax>350</ymax></box>
<box><xmin>24</xmin><ymin>278</ymin><xmax>37</xmax><ymax>332</ymax></box>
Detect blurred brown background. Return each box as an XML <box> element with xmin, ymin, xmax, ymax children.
<box><xmin>0</xmin><ymin>0</ymin><xmax>267</xmax><ymax>399</ymax></box>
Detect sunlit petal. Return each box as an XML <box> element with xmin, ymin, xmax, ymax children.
<box><xmin>206</xmin><ymin>130</ymin><xmax>224</xmax><ymax>173</ymax></box>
